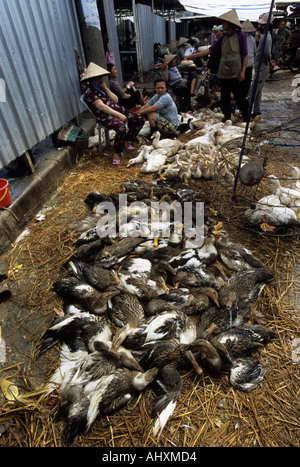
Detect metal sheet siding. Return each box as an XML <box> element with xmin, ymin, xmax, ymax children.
<box><xmin>137</xmin><ymin>4</ymin><xmax>166</xmax><ymax>72</ymax></box>
<box><xmin>102</xmin><ymin>0</ymin><xmax>123</xmax><ymax>84</ymax></box>
<box><xmin>0</xmin><ymin>0</ymin><xmax>85</xmax><ymax>169</ymax></box>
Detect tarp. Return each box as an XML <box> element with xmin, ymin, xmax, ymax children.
<box><xmin>179</xmin><ymin>0</ymin><xmax>293</xmax><ymax>21</ymax></box>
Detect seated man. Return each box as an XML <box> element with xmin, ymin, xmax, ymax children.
<box><xmin>164</xmin><ymin>54</ymin><xmax>196</xmax><ymax>112</ymax></box>
<box><xmin>82</xmin><ymin>62</ymin><xmax>145</xmax><ymax>165</ymax></box>
<box><xmin>136</xmin><ymin>78</ymin><xmax>179</xmax><ymax>136</ymax></box>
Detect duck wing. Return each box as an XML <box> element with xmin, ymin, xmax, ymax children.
<box><xmin>218</xmin><ymin>245</ymin><xmax>264</xmax><ymax>271</ymax></box>
<box><xmin>151</xmin><ymin>366</ymin><xmax>183</xmax><ymax>436</ymax></box>
<box><xmin>36</xmin><ymin>313</ymin><xmax>111</xmax><ymax>356</ymax></box>
<box><xmin>229</xmin><ymin>357</ymin><xmax>268</xmax><ymax>392</ymax></box>
<box><xmin>53</xmin><ymin>277</ymin><xmax>118</xmax><ymax>314</ymax></box>
<box><xmin>68</xmin><ymin>259</ymin><xmax>119</xmax><ymax>291</ymax></box>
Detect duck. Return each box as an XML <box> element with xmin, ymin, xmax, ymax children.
<box><xmin>67</xmin><ymin>238</ymin><xmax>106</xmax><ymax>263</ymax></box>
<box><xmin>151</xmin><ymin>365</ymin><xmax>183</xmax><ymax>436</ymax></box>
<box><xmin>185</xmin><ymin>128</ymin><xmax>217</xmax><ymax>152</ymax></box>
<box><xmin>127</xmin><ymin>145</ymin><xmax>147</xmax><ymax>167</ymax></box>
<box><xmin>116</xmin><ymin>257</ymin><xmax>170</xmax><ymax>299</ymax></box>
<box><xmin>36</xmin><ymin>312</ymin><xmax>113</xmax><ymax>356</ymax></box>
<box><xmin>42</xmin><ymin>343</ymin><xmax>89</xmax><ymax>397</ymax></box>
<box><xmin>140</xmin><ymin>150</ymin><xmax>169</xmax><ymax>173</ymax></box>
<box><xmin>216</xmin><ymin>323</ymin><xmax>277</xmax><ymax>360</ymax></box>
<box><xmin>84</xmin><ymin>192</ymin><xmax>119</xmax><ymax>212</ymax></box>
<box><xmin>244</xmin><ymin>200</ymin><xmax>299</xmax><ymax>229</ymax></box>
<box><xmin>151</xmin><ymin>131</ymin><xmax>182</xmax><ymax>154</ymax></box>
<box><xmin>217</xmin><ymin>268</ymin><xmax>274</xmax><ymax>310</ymax></box>
<box><xmin>174</xmin><ymin>267</ymin><xmax>224</xmax><ymax>290</ymax></box>
<box><xmin>183</xmin><ymin>234</ymin><xmax>218</xmax><ymax>265</ymax></box>
<box><xmin>212</xmin><ymin>224</ymin><xmax>265</xmax><ymax>271</ymax></box>
<box><xmin>58</xmin><ymin>365</ymin><xmax>158</xmax><ymax>447</ymax></box>
<box><xmin>52</xmin><ymin>277</ymin><xmax>120</xmax><ymax>315</ymax></box>
<box><xmin>191</xmin><ymin>286</ymin><xmax>220</xmax><ymax>308</ymax></box>
<box><xmin>191</xmin><ymin>161</ymin><xmax>202</xmax><ymax>179</ymax></box>
<box><xmin>146</xmin><ymin>288</ymin><xmax>197</xmax><ymax>316</ymax></box>
<box><xmin>107</xmin><ymin>292</ymin><xmax>146</xmax><ymax>350</ymax></box>
<box><xmin>133</xmin><ymin>237</ymin><xmax>170</xmax><ymax>255</ymax></box>
<box><xmin>268</xmin><ymin>174</ymin><xmax>300</xmax><ymax>210</ymax></box>
<box><xmin>67</xmin><ymin>214</ymin><xmax>100</xmax><ymax>234</ymax></box>
<box><xmin>122</xmin><ymin>310</ymin><xmax>200</xmax><ymax>350</ymax></box>
<box><xmin>146</xmin><ymin>310</ymin><xmax>200</xmax><ymax>345</ymax></box>
<box><xmin>136</xmin><ymin>340</ymin><xmax>202</xmax><ymax>436</ymax></box>
<box><xmin>229</xmin><ymin>356</ymin><xmax>268</xmax><ymax>392</ymax></box>
<box><xmin>180</xmin><ymin>336</ymin><xmax>233</xmax><ymax>376</ymax></box>
<box><xmin>68</xmin><ymin>259</ymin><xmax>121</xmax><ymax>291</ymax></box>
<box><xmin>288</xmin><ymin>166</ymin><xmax>300</xmax><ymax>191</ymax></box>
<box><xmin>90</xmin><ymin>237</ymin><xmax>144</xmax><ymax>268</ymax></box>
<box><xmin>76</xmin><ymin>227</ymin><xmax>101</xmax><ymax>246</ymax></box>
<box><xmin>168</xmin><ymin>248</ymin><xmax>224</xmax><ymax>289</ymax></box>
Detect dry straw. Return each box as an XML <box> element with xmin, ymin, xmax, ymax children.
<box><xmin>0</xmin><ymin>136</ymin><xmax>299</xmax><ymax>447</ymax></box>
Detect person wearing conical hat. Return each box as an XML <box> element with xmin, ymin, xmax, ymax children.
<box><xmin>163</xmin><ymin>54</ymin><xmax>196</xmax><ymax>112</ymax></box>
<box><xmin>81</xmin><ymin>62</ymin><xmax>145</xmax><ymax>165</ymax></box>
<box><xmin>185</xmin><ymin>9</ymin><xmax>249</xmax><ymax>122</ymax></box>
<box><xmin>240</xmin><ymin>20</ymin><xmax>257</xmax><ymax>99</ymax></box>
<box><xmin>248</xmin><ymin>13</ymin><xmax>273</xmax><ymax>118</ymax></box>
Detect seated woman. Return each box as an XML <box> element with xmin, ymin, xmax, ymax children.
<box><xmin>136</xmin><ymin>78</ymin><xmax>178</xmax><ymax>136</ymax></box>
<box><xmin>82</xmin><ymin>62</ymin><xmax>145</xmax><ymax>165</ymax></box>
<box><xmin>107</xmin><ymin>63</ymin><xmax>146</xmax><ymax>109</ymax></box>
<box><xmin>164</xmin><ymin>54</ymin><xmax>196</xmax><ymax>112</ymax></box>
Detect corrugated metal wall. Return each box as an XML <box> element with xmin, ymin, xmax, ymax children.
<box><xmin>0</xmin><ymin>0</ymin><xmax>85</xmax><ymax>169</ymax></box>
<box><xmin>137</xmin><ymin>4</ymin><xmax>166</xmax><ymax>72</ymax></box>
<box><xmin>102</xmin><ymin>0</ymin><xmax>123</xmax><ymax>84</ymax></box>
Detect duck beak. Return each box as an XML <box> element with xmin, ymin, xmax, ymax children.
<box><xmin>112</xmin><ymin>271</ymin><xmax>121</xmax><ymax>287</ymax></box>
<box><xmin>161</xmin><ymin>281</ymin><xmax>169</xmax><ymax>294</ymax></box>
<box><xmin>183</xmin><ymin>349</ymin><xmax>203</xmax><ymax>376</ymax></box>
<box><xmin>153</xmin><ymin>237</ymin><xmax>159</xmax><ymax>246</ymax></box>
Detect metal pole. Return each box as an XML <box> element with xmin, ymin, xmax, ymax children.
<box><xmin>232</xmin><ymin>0</ymin><xmax>275</xmax><ymax>199</ymax></box>
<box><xmin>132</xmin><ymin>0</ymin><xmax>144</xmax><ymax>83</ymax></box>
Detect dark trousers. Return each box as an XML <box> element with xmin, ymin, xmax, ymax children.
<box><xmin>171</xmin><ymin>81</ymin><xmax>191</xmax><ymax>112</ymax></box>
<box><xmin>220</xmin><ymin>77</ymin><xmax>249</xmax><ymax>121</ymax></box>
<box><xmin>240</xmin><ymin>67</ymin><xmax>253</xmax><ymax>99</ymax></box>
<box><xmin>119</xmin><ymin>88</ymin><xmax>141</xmax><ymax>109</ymax></box>
<box><xmin>98</xmin><ymin>107</ymin><xmax>145</xmax><ymax>153</ymax></box>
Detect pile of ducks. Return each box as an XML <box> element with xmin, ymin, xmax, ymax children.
<box><xmin>37</xmin><ymin>179</ymin><xmax>277</xmax><ymax>446</ymax></box>
<box><xmin>244</xmin><ymin>167</ymin><xmax>300</xmax><ymax>231</ymax></box>
<box><xmin>129</xmin><ymin>109</ymin><xmax>261</xmax><ymax>187</ymax></box>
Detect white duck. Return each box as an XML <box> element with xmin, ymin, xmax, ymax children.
<box><xmin>185</xmin><ymin>129</ymin><xmax>217</xmax><ymax>153</ymax></box>
<box><xmin>244</xmin><ymin>198</ymin><xmax>299</xmax><ymax>229</ymax></box>
<box><xmin>288</xmin><ymin>167</ymin><xmax>300</xmax><ymax>191</ymax></box>
<box><xmin>140</xmin><ymin>150</ymin><xmax>169</xmax><ymax>173</ymax></box>
<box><xmin>127</xmin><ymin>145</ymin><xmax>147</xmax><ymax>167</ymax></box>
<box><xmin>268</xmin><ymin>175</ymin><xmax>300</xmax><ymax>216</ymax></box>
<box><xmin>151</xmin><ymin>131</ymin><xmax>182</xmax><ymax>154</ymax></box>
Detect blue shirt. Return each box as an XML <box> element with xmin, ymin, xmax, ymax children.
<box><xmin>167</xmin><ymin>66</ymin><xmax>183</xmax><ymax>86</ymax></box>
<box><xmin>148</xmin><ymin>92</ymin><xmax>179</xmax><ymax>126</ymax></box>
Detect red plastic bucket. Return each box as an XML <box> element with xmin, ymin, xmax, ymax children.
<box><xmin>0</xmin><ymin>179</ymin><xmax>11</xmax><ymax>209</ymax></box>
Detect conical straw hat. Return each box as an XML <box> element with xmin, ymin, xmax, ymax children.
<box><xmin>242</xmin><ymin>20</ymin><xmax>256</xmax><ymax>33</ymax></box>
<box><xmin>177</xmin><ymin>37</ymin><xmax>188</xmax><ymax>47</ymax></box>
<box><xmin>257</xmin><ymin>12</ymin><xmax>273</xmax><ymax>24</ymax></box>
<box><xmin>218</xmin><ymin>9</ymin><xmax>242</xmax><ymax>29</ymax></box>
<box><xmin>164</xmin><ymin>54</ymin><xmax>177</xmax><ymax>65</ymax></box>
<box><xmin>81</xmin><ymin>62</ymin><xmax>109</xmax><ymax>81</ymax></box>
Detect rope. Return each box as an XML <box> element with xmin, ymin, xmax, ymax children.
<box><xmin>0</xmin><ymin>188</ymin><xmax>8</xmax><ymax>203</ymax></box>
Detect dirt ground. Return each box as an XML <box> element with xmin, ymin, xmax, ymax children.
<box><xmin>0</xmin><ymin>69</ymin><xmax>299</xmax><ymax>447</ymax></box>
